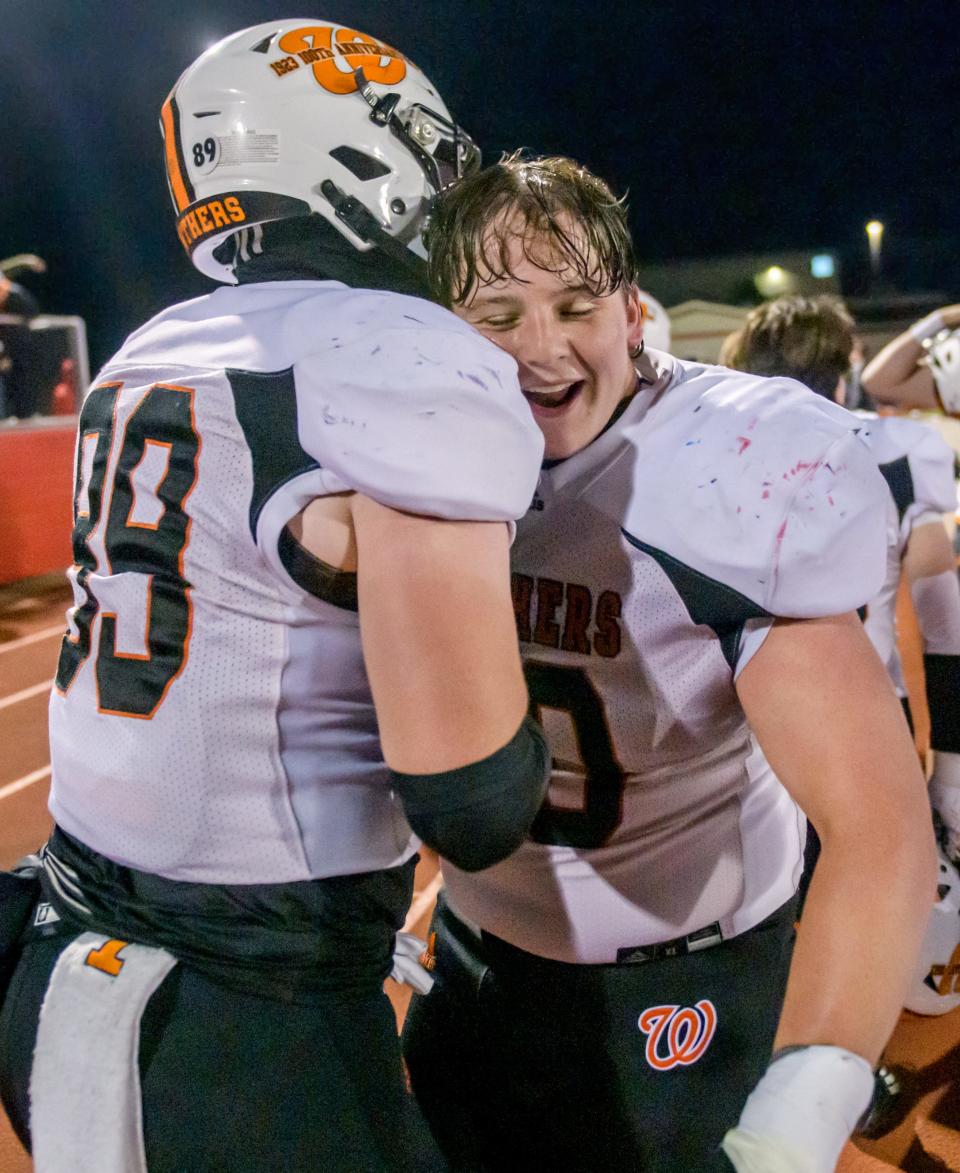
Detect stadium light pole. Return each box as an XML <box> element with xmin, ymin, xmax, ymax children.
<box><xmin>865</xmin><ymin>220</ymin><xmax>884</xmax><ymax>279</ymax></box>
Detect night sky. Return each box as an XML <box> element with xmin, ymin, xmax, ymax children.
<box><xmin>2</xmin><ymin>1</ymin><xmax>957</xmax><ymax>370</ymax></box>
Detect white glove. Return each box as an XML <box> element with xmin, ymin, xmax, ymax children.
<box><xmin>721</xmin><ymin>1046</ymin><xmax>874</xmax><ymax>1173</ymax></box>
<box><xmin>389</xmin><ymin>931</ymin><xmax>435</xmax><ymax>995</ymax></box>
<box><xmin>929</xmin><ymin>750</ymin><xmax>960</xmax><ymax>865</ymax></box>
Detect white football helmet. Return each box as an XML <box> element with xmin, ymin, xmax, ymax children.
<box><xmin>637</xmin><ymin>289</ymin><xmax>671</xmax><ymax>353</ymax></box>
<box><xmin>160</xmin><ymin>19</ymin><xmax>480</xmax><ymax>282</ymax></box>
<box><xmin>923</xmin><ymin>327</ymin><xmax>960</xmax><ymax>415</ymax></box>
<box><xmin>904</xmin><ymin>847</ymin><xmax>960</xmax><ymax>1015</ymax></box>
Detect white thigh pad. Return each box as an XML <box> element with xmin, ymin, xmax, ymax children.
<box><xmin>30</xmin><ymin>932</ymin><xmax>177</xmax><ymax>1173</ymax></box>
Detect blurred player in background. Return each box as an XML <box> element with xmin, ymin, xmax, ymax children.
<box><xmin>402</xmin><ymin>154</ymin><xmax>936</xmax><ymax>1173</ymax></box>
<box><xmin>725</xmin><ymin>296</ymin><xmax>960</xmax><ymax>877</ymax></box>
<box><xmin>725</xmin><ymin>296</ymin><xmax>960</xmax><ymax>1036</ymax></box>
<box><xmin>863</xmin><ymin>304</ymin><xmax>960</xmax><ymax>418</ymax></box>
<box><xmin>0</xmin><ymin>22</ymin><xmax>550</xmax><ymax>1173</ymax></box>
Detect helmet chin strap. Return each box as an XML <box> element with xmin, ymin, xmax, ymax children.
<box><xmin>319</xmin><ymin>179</ymin><xmax>428</xmax><ymax>281</ymax></box>
<box><xmin>218</xmin><ymin>213</ymin><xmax>430</xmax><ymax>298</ymax></box>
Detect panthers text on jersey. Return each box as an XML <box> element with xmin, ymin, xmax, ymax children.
<box><xmin>48</xmin><ymin>280</ymin><xmax>543</xmax><ymax>883</ymax></box>
<box><xmin>857</xmin><ymin>411</ymin><xmax>958</xmax><ymax>696</ymax></box>
<box><xmin>443</xmin><ymin>352</ymin><xmax>889</xmax><ymax>963</ymax></box>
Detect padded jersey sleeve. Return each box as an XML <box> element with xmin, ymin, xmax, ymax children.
<box><xmin>620</xmin><ymin>372</ymin><xmax>892</xmax><ymax>620</ymax></box>
<box><xmin>761</xmin><ymin>423</ymin><xmax>889</xmax><ymax>616</ymax></box>
<box><xmin>882</xmin><ymin>415</ymin><xmax>958</xmax><ymax>523</ymax></box>
<box><xmin>291</xmin><ymin>316</ymin><xmax>543</xmax><ymax>522</ymax></box>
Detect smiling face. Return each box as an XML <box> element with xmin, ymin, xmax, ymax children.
<box><xmin>455</xmin><ymin>224</ymin><xmax>644</xmax><ymax>460</ymax></box>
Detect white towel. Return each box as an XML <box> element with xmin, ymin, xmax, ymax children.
<box><xmin>30</xmin><ymin>932</ymin><xmax>177</xmax><ymax>1173</ymax></box>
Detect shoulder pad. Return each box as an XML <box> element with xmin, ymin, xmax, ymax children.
<box><xmin>865</xmin><ymin>414</ymin><xmax>957</xmax><ymax>517</ymax></box>
<box><xmin>292</xmin><ymin>296</ymin><xmax>543</xmax><ymax>521</ymax></box>
<box><xmin>613</xmin><ymin>371</ymin><xmax>889</xmax><ymax>616</ymax></box>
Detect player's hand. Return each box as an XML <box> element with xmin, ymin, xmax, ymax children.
<box><xmin>721</xmin><ymin>1046</ymin><xmax>874</xmax><ymax>1173</ymax></box>
<box><xmin>389</xmin><ymin>931</ymin><xmax>435</xmax><ymax>995</ymax></box>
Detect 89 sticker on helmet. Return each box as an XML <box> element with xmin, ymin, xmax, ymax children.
<box><xmin>160</xmin><ymin>19</ymin><xmax>480</xmax><ymax>283</ymax></box>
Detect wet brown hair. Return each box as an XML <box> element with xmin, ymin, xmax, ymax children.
<box><xmin>425</xmin><ymin>151</ymin><xmax>639</xmax><ymax>306</ymax></box>
<box><xmin>721</xmin><ymin>295</ymin><xmax>855</xmax><ymax>399</ymax></box>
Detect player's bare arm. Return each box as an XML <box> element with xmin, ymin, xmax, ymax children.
<box><xmin>903</xmin><ymin>515</ymin><xmax>957</xmax><ymax>583</ymax></box>
<box><xmin>736</xmin><ymin>611</ymin><xmax>937</xmax><ymax>1064</ymax></box>
<box><xmin>350</xmin><ymin>495</ymin><xmax>528</xmax><ymax>774</ymax></box>
<box><xmin>862</xmin><ymin>303</ymin><xmax>960</xmax><ymax>411</ymax></box>
<box><xmin>354</xmin><ymin>495</ymin><xmax>549</xmax><ymax>872</ymax></box>
<box><xmin>291</xmin><ymin>493</ymin><xmax>531</xmax><ymax>770</ymax></box>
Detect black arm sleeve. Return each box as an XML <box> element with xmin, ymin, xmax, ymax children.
<box><xmin>390</xmin><ymin>715</ymin><xmax>551</xmax><ymax>872</ymax></box>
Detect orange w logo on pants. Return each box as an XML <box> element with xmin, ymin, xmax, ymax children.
<box><xmin>637</xmin><ymin>1001</ymin><xmax>717</xmax><ymax>1071</ymax></box>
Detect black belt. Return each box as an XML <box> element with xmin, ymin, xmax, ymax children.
<box><xmin>35</xmin><ymin>826</ymin><xmax>416</xmax><ymax>1003</ymax></box>
<box><xmin>615</xmin><ymin>922</ymin><xmax>724</xmax><ymax>965</ymax></box>
<box><xmin>473</xmin><ymin>917</ymin><xmax>726</xmax><ymax>970</ymax></box>
<box><xmin>443</xmin><ymin>890</ymin><xmax>728</xmax><ymax>969</ymax></box>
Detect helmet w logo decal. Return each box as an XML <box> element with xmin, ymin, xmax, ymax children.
<box><xmin>274</xmin><ymin>26</ymin><xmax>407</xmax><ymax>94</ymax></box>
<box><xmin>159</xmin><ymin>18</ymin><xmax>480</xmax><ymax>283</ymax></box>
<box><xmin>638</xmin><ymin>1001</ymin><xmax>717</xmax><ymax>1071</ymax></box>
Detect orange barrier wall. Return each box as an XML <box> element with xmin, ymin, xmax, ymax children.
<box><xmin>0</xmin><ymin>420</ymin><xmax>75</xmax><ymax>585</ymax></box>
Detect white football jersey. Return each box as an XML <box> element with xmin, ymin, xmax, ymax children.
<box><xmin>444</xmin><ymin>353</ymin><xmax>889</xmax><ymax>963</ymax></box>
<box><xmin>858</xmin><ymin>412</ymin><xmax>958</xmax><ymax>695</ymax></box>
<box><xmin>49</xmin><ymin>280</ymin><xmax>543</xmax><ymax>884</ymax></box>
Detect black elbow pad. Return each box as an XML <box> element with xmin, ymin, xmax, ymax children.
<box><xmin>390</xmin><ymin>715</ymin><xmax>550</xmax><ymax>872</ymax></box>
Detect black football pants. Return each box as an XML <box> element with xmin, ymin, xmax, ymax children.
<box><xmin>0</xmin><ymin>930</ymin><xmax>445</xmax><ymax>1173</ymax></box>
<box><xmin>403</xmin><ymin>894</ymin><xmax>796</xmax><ymax>1173</ymax></box>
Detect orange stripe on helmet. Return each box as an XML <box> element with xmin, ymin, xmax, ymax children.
<box><xmin>160</xmin><ymin>94</ymin><xmax>191</xmax><ymax>213</ymax></box>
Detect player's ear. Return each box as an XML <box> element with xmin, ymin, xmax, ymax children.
<box><xmin>624</xmin><ymin>284</ymin><xmax>644</xmax><ymax>352</ymax></box>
